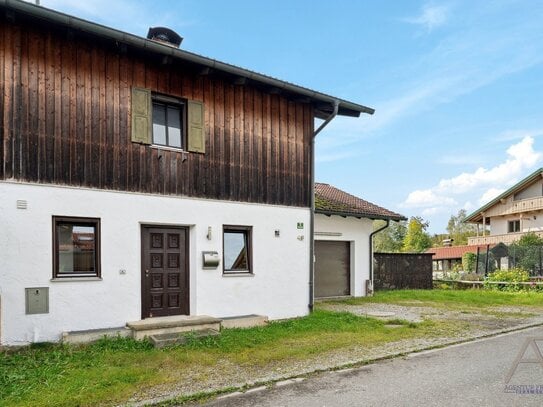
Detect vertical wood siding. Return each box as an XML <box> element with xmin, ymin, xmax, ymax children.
<box><xmin>0</xmin><ymin>21</ymin><xmax>313</xmax><ymax>207</ymax></box>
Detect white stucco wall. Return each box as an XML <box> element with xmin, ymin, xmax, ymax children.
<box><xmin>490</xmin><ymin>212</ymin><xmax>543</xmax><ymax>235</ymax></box>
<box><xmin>0</xmin><ymin>181</ymin><xmax>310</xmax><ymax>345</ymax></box>
<box><xmin>314</xmin><ymin>214</ymin><xmax>373</xmax><ymax>297</ymax></box>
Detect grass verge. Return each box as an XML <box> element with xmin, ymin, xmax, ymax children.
<box><xmin>1</xmin><ymin>310</ymin><xmax>460</xmax><ymax>407</ymax></box>
<box><xmin>327</xmin><ymin>289</ymin><xmax>543</xmax><ymax>310</ymax></box>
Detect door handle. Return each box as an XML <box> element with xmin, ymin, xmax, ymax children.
<box><xmin>145</xmin><ymin>269</ymin><xmax>150</xmax><ymax>277</ymax></box>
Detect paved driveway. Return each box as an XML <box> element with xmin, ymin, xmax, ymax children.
<box><xmin>197</xmin><ymin>327</ymin><xmax>543</xmax><ymax>407</ymax></box>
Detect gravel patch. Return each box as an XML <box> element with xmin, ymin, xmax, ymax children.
<box><xmin>127</xmin><ymin>303</ymin><xmax>543</xmax><ymax>406</ymax></box>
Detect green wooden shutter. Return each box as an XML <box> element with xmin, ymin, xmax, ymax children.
<box><xmin>187</xmin><ymin>100</ymin><xmax>205</xmax><ymax>153</ymax></box>
<box><xmin>131</xmin><ymin>87</ymin><xmax>152</xmax><ymax>145</ymax></box>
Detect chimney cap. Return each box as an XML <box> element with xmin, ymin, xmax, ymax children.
<box><xmin>147</xmin><ymin>27</ymin><xmax>183</xmax><ymax>48</ymax></box>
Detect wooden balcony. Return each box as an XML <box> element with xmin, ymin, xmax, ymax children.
<box><xmin>468</xmin><ymin>231</ymin><xmax>543</xmax><ymax>245</ymax></box>
<box><xmin>486</xmin><ymin>196</ymin><xmax>543</xmax><ymax>217</ymax></box>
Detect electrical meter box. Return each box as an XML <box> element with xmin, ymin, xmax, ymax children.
<box><xmin>25</xmin><ymin>287</ymin><xmax>49</xmax><ymax>314</ymax></box>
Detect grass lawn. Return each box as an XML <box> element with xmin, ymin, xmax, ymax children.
<box><xmin>0</xmin><ymin>309</ymin><xmax>460</xmax><ymax>407</ymax></box>
<box><xmin>330</xmin><ymin>289</ymin><xmax>543</xmax><ymax>310</ymax></box>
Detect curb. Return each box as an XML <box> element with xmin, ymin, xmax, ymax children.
<box><xmin>136</xmin><ymin>321</ymin><xmax>543</xmax><ymax>406</ymax></box>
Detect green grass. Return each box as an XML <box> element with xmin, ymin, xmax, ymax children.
<box><xmin>4</xmin><ymin>289</ymin><xmax>538</xmax><ymax>406</ymax></box>
<box><xmin>329</xmin><ymin>289</ymin><xmax>543</xmax><ymax>310</ymax></box>
<box><xmin>0</xmin><ymin>310</ymin><xmax>458</xmax><ymax>407</ymax></box>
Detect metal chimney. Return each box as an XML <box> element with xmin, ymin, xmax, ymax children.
<box><xmin>147</xmin><ymin>27</ymin><xmax>183</xmax><ymax>48</ymax></box>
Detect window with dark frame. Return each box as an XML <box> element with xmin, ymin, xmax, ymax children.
<box><xmin>152</xmin><ymin>99</ymin><xmax>184</xmax><ymax>149</ymax></box>
<box><xmin>53</xmin><ymin>216</ymin><xmax>101</xmax><ymax>278</ymax></box>
<box><xmin>508</xmin><ymin>220</ymin><xmax>521</xmax><ymax>233</ymax></box>
<box><xmin>223</xmin><ymin>226</ymin><xmax>252</xmax><ymax>273</ymax></box>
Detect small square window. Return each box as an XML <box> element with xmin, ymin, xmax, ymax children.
<box><xmin>152</xmin><ymin>99</ymin><xmax>184</xmax><ymax>149</ymax></box>
<box><xmin>53</xmin><ymin>216</ymin><xmax>101</xmax><ymax>278</ymax></box>
<box><xmin>223</xmin><ymin>226</ymin><xmax>252</xmax><ymax>273</ymax></box>
<box><xmin>508</xmin><ymin>220</ymin><xmax>520</xmax><ymax>233</ymax></box>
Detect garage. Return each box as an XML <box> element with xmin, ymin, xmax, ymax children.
<box><xmin>314</xmin><ymin>240</ymin><xmax>351</xmax><ymax>298</ymax></box>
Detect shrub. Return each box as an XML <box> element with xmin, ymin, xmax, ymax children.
<box><xmin>484</xmin><ymin>268</ymin><xmax>530</xmax><ymax>291</ymax></box>
<box><xmin>462</xmin><ymin>252</ymin><xmax>477</xmax><ymax>273</ymax></box>
<box><xmin>486</xmin><ymin>268</ymin><xmax>530</xmax><ymax>283</ymax></box>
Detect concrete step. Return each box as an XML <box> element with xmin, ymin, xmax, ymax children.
<box><xmin>127</xmin><ymin>315</ymin><xmax>222</xmax><ymax>340</ymax></box>
<box><xmin>62</xmin><ymin>327</ymin><xmax>132</xmax><ymax>344</ymax></box>
<box><xmin>220</xmin><ymin>314</ymin><xmax>268</xmax><ymax>329</ymax></box>
<box><xmin>149</xmin><ymin>328</ymin><xmax>220</xmax><ymax>348</ymax></box>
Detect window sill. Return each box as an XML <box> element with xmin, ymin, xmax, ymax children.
<box><xmin>151</xmin><ymin>145</ymin><xmax>188</xmax><ymax>154</ymax></box>
<box><xmin>50</xmin><ymin>277</ymin><xmax>103</xmax><ymax>282</ymax></box>
<box><xmin>222</xmin><ymin>272</ymin><xmax>254</xmax><ymax>277</ymax></box>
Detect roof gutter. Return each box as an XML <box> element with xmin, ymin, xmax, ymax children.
<box><xmin>368</xmin><ymin>219</ymin><xmax>390</xmax><ymax>296</ymax></box>
<box><xmin>309</xmin><ymin>100</ymin><xmax>339</xmax><ymax>312</ymax></box>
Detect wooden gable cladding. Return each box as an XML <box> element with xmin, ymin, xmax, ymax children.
<box><xmin>0</xmin><ymin>20</ymin><xmax>313</xmax><ymax>207</ymax></box>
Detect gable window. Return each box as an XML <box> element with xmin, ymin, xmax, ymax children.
<box><xmin>152</xmin><ymin>99</ymin><xmax>184</xmax><ymax>149</ymax></box>
<box><xmin>508</xmin><ymin>220</ymin><xmax>520</xmax><ymax>233</ymax></box>
<box><xmin>53</xmin><ymin>216</ymin><xmax>101</xmax><ymax>278</ymax></box>
<box><xmin>223</xmin><ymin>226</ymin><xmax>252</xmax><ymax>274</ymax></box>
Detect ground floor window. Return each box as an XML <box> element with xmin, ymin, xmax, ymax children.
<box><xmin>223</xmin><ymin>226</ymin><xmax>252</xmax><ymax>274</ymax></box>
<box><xmin>53</xmin><ymin>216</ymin><xmax>101</xmax><ymax>278</ymax></box>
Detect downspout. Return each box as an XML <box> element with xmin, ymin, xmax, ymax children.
<box><xmin>367</xmin><ymin>219</ymin><xmax>390</xmax><ymax>296</ymax></box>
<box><xmin>309</xmin><ymin>100</ymin><xmax>339</xmax><ymax>312</ymax></box>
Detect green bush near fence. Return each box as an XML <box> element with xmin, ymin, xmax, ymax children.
<box><xmin>484</xmin><ymin>268</ymin><xmax>531</xmax><ymax>291</ymax></box>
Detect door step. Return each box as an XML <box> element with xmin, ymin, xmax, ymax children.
<box><xmin>149</xmin><ymin>328</ymin><xmax>220</xmax><ymax>348</ymax></box>
<box><xmin>126</xmin><ymin>315</ymin><xmax>221</xmax><ymax>340</ymax></box>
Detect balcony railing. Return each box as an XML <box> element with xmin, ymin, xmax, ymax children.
<box><xmin>486</xmin><ymin>196</ymin><xmax>543</xmax><ymax>217</ymax></box>
<box><xmin>468</xmin><ymin>230</ymin><xmax>543</xmax><ymax>245</ymax></box>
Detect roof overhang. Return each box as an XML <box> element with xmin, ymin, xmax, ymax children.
<box><xmin>315</xmin><ymin>209</ymin><xmax>406</xmax><ymax>222</ymax></box>
<box><xmin>465</xmin><ymin>167</ymin><xmax>543</xmax><ymax>223</ymax></box>
<box><xmin>1</xmin><ymin>0</ymin><xmax>374</xmax><ymax>120</ymax></box>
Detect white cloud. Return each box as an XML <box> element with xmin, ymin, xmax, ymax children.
<box><xmin>401</xmin><ymin>136</ymin><xmax>543</xmax><ymax>212</ymax></box>
<box><xmin>435</xmin><ymin>136</ymin><xmax>541</xmax><ymax>193</ymax></box>
<box><xmin>478</xmin><ymin>188</ymin><xmax>505</xmax><ymax>205</ymax></box>
<box><xmin>404</xmin><ymin>4</ymin><xmax>450</xmax><ymax>32</ymax></box>
<box><xmin>402</xmin><ymin>189</ymin><xmax>457</xmax><ymax>208</ymax></box>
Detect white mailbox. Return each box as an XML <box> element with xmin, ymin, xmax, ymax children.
<box><xmin>202</xmin><ymin>251</ymin><xmax>220</xmax><ymax>269</ymax></box>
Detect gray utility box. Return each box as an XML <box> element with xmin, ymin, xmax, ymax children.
<box><xmin>25</xmin><ymin>287</ymin><xmax>49</xmax><ymax>314</ymax></box>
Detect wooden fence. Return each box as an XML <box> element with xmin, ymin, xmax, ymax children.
<box><xmin>374</xmin><ymin>253</ymin><xmax>433</xmax><ymax>290</ymax></box>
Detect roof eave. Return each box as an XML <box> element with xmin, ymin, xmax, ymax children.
<box><xmin>315</xmin><ymin>209</ymin><xmax>406</xmax><ymax>222</ymax></box>
<box><xmin>2</xmin><ymin>0</ymin><xmax>374</xmax><ymax>118</ymax></box>
<box><xmin>465</xmin><ymin>167</ymin><xmax>543</xmax><ymax>223</ymax></box>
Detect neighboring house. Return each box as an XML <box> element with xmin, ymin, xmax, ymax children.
<box><xmin>314</xmin><ymin>183</ymin><xmax>405</xmax><ymax>298</ymax></box>
<box><xmin>426</xmin><ymin>244</ymin><xmax>491</xmax><ymax>272</ymax></box>
<box><xmin>0</xmin><ymin>1</ymin><xmax>374</xmax><ymax>345</ymax></box>
<box><xmin>466</xmin><ymin>168</ymin><xmax>543</xmax><ymax>245</ymax></box>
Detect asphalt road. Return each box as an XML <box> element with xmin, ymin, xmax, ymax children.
<box><xmin>197</xmin><ymin>326</ymin><xmax>543</xmax><ymax>407</ymax></box>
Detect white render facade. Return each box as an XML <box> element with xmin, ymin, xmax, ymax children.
<box><xmin>0</xmin><ymin>181</ymin><xmax>310</xmax><ymax>345</ymax></box>
<box><xmin>314</xmin><ymin>214</ymin><xmax>373</xmax><ymax>297</ymax></box>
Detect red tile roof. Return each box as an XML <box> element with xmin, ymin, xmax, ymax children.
<box><xmin>426</xmin><ymin>244</ymin><xmax>493</xmax><ymax>260</ymax></box>
<box><xmin>315</xmin><ymin>183</ymin><xmax>406</xmax><ymax>221</ymax></box>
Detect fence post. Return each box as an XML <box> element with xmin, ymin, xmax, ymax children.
<box><xmin>485</xmin><ymin>244</ymin><xmax>490</xmax><ymax>276</ymax></box>
<box><xmin>475</xmin><ymin>246</ymin><xmax>480</xmax><ymax>275</ymax></box>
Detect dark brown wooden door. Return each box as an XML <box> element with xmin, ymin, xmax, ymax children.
<box><xmin>314</xmin><ymin>240</ymin><xmax>351</xmax><ymax>298</ymax></box>
<box><xmin>141</xmin><ymin>226</ymin><xmax>189</xmax><ymax>318</ymax></box>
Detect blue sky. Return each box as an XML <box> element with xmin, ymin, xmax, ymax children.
<box><xmin>36</xmin><ymin>0</ymin><xmax>543</xmax><ymax>233</ymax></box>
